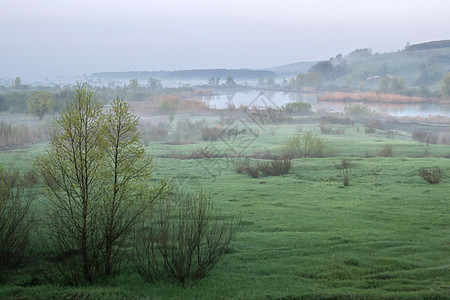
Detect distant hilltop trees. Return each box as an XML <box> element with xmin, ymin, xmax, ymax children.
<box><xmin>92</xmin><ymin>69</ymin><xmax>276</xmax><ymax>80</ymax></box>
<box><xmin>405</xmin><ymin>40</ymin><xmax>450</xmax><ymax>51</ymax></box>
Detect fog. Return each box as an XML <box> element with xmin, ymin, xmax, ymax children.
<box><xmin>2</xmin><ymin>0</ymin><xmax>450</xmax><ymax>82</ymax></box>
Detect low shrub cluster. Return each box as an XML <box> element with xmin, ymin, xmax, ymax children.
<box><xmin>419</xmin><ymin>167</ymin><xmax>443</xmax><ymax>184</ymax></box>
<box><xmin>282</xmin><ymin>131</ymin><xmax>328</xmax><ymax>158</ymax></box>
<box><xmin>377</xmin><ymin>143</ymin><xmax>393</xmax><ymax>157</ymax></box>
<box><xmin>133</xmin><ymin>189</ymin><xmax>237</xmax><ymax>286</ymax></box>
<box><xmin>232</xmin><ymin>158</ymin><xmax>292</xmax><ymax>178</ymax></box>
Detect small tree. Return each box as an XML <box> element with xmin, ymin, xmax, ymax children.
<box><xmin>37</xmin><ymin>83</ymin><xmax>105</xmax><ymax>284</ymax></box>
<box><xmin>100</xmin><ymin>97</ymin><xmax>161</xmax><ymax>276</ymax></box>
<box><xmin>225</xmin><ymin>76</ymin><xmax>236</xmax><ymax>86</ymax></box>
<box><xmin>134</xmin><ymin>189</ymin><xmax>237</xmax><ymax>286</ymax></box>
<box><xmin>36</xmin><ymin>84</ymin><xmax>162</xmax><ymax>284</ymax></box>
<box><xmin>412</xmin><ymin>130</ymin><xmax>438</xmax><ymax>157</ymax></box>
<box><xmin>28</xmin><ymin>91</ymin><xmax>55</xmax><ymax>120</ymax></box>
<box><xmin>440</xmin><ymin>72</ymin><xmax>450</xmax><ymax>99</ymax></box>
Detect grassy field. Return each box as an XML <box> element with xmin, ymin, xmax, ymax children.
<box><xmin>0</xmin><ymin>115</ymin><xmax>449</xmax><ymax>299</ymax></box>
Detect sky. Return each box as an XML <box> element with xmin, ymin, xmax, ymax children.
<box><xmin>1</xmin><ymin>0</ymin><xmax>449</xmax><ymax>82</ymax></box>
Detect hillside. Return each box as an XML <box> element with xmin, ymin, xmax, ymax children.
<box><xmin>270</xmin><ymin>40</ymin><xmax>450</xmax><ymax>90</ymax></box>
<box><xmin>268</xmin><ymin>61</ymin><xmax>317</xmax><ymax>78</ymax></box>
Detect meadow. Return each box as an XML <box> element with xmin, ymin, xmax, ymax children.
<box><xmin>0</xmin><ymin>110</ymin><xmax>449</xmax><ymax>299</ymax></box>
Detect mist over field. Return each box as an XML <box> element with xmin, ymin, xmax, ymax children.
<box><xmin>0</xmin><ymin>1</ymin><xmax>449</xmax><ymax>299</ymax></box>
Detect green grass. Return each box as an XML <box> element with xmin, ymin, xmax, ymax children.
<box><xmin>0</xmin><ymin>118</ymin><xmax>449</xmax><ymax>299</ymax></box>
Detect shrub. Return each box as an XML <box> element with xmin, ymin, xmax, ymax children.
<box><xmin>282</xmin><ymin>131</ymin><xmax>327</xmax><ymax>158</ymax></box>
<box><xmin>282</xmin><ymin>101</ymin><xmax>312</xmax><ymax>115</ymax></box>
<box><xmin>232</xmin><ymin>158</ymin><xmax>250</xmax><ymax>174</ymax></box>
<box><xmin>133</xmin><ymin>189</ymin><xmax>237</xmax><ymax>286</ymax></box>
<box><xmin>338</xmin><ymin>159</ymin><xmax>351</xmax><ymax>186</ymax></box>
<box><xmin>243</xmin><ymin>165</ymin><xmax>259</xmax><ymax>178</ymax></box>
<box><xmin>257</xmin><ymin>159</ymin><xmax>292</xmax><ymax>176</ymax></box>
<box><xmin>419</xmin><ymin>167</ymin><xmax>443</xmax><ymax>184</ymax></box>
<box><xmin>344</xmin><ymin>104</ymin><xmax>374</xmax><ymax>116</ymax></box>
<box><xmin>232</xmin><ymin>158</ymin><xmax>260</xmax><ymax>178</ymax></box>
<box><xmin>0</xmin><ymin>166</ymin><xmax>34</xmax><ymax>281</ymax></box>
<box><xmin>377</xmin><ymin>143</ymin><xmax>393</xmax><ymax>157</ymax></box>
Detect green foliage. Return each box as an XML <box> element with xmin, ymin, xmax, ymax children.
<box><xmin>378</xmin><ymin>76</ymin><xmax>406</xmax><ymax>94</ymax></box>
<box><xmin>36</xmin><ymin>84</ymin><xmax>161</xmax><ymax>284</ymax></box>
<box><xmin>419</xmin><ymin>166</ymin><xmax>443</xmax><ymax>184</ymax></box>
<box><xmin>27</xmin><ymin>91</ymin><xmax>55</xmax><ymax>119</ymax></box>
<box><xmin>158</xmin><ymin>100</ymin><xmax>177</xmax><ymax>114</ymax></box>
<box><xmin>292</xmin><ymin>72</ymin><xmax>322</xmax><ymax>89</ymax></box>
<box><xmin>344</xmin><ymin>104</ymin><xmax>374</xmax><ymax>116</ymax></box>
<box><xmin>282</xmin><ymin>131</ymin><xmax>327</xmax><ymax>158</ymax></box>
<box><xmin>440</xmin><ymin>72</ymin><xmax>450</xmax><ymax>99</ymax></box>
<box><xmin>4</xmin><ymin>91</ymin><xmax>29</xmax><ymax>113</ymax></box>
<box><xmin>225</xmin><ymin>76</ymin><xmax>236</xmax><ymax>86</ymax></box>
<box><xmin>133</xmin><ymin>189</ymin><xmax>237</xmax><ymax>286</ymax></box>
<box><xmin>282</xmin><ymin>101</ymin><xmax>312</xmax><ymax>115</ymax></box>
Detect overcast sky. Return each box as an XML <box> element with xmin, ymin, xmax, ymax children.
<box><xmin>1</xmin><ymin>0</ymin><xmax>449</xmax><ymax>82</ymax></box>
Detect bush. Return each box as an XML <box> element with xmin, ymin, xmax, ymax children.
<box><xmin>282</xmin><ymin>101</ymin><xmax>312</xmax><ymax>115</ymax></box>
<box><xmin>338</xmin><ymin>159</ymin><xmax>351</xmax><ymax>186</ymax></box>
<box><xmin>419</xmin><ymin>167</ymin><xmax>443</xmax><ymax>184</ymax></box>
<box><xmin>282</xmin><ymin>131</ymin><xmax>327</xmax><ymax>158</ymax></box>
<box><xmin>0</xmin><ymin>166</ymin><xmax>34</xmax><ymax>281</ymax></box>
<box><xmin>133</xmin><ymin>189</ymin><xmax>237</xmax><ymax>286</ymax></box>
<box><xmin>257</xmin><ymin>159</ymin><xmax>292</xmax><ymax>176</ymax></box>
<box><xmin>378</xmin><ymin>143</ymin><xmax>393</xmax><ymax>157</ymax></box>
<box><xmin>232</xmin><ymin>159</ymin><xmax>259</xmax><ymax>178</ymax></box>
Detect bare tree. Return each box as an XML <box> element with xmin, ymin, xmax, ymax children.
<box><xmin>0</xmin><ymin>166</ymin><xmax>33</xmax><ymax>281</ymax></box>
<box><xmin>134</xmin><ymin>189</ymin><xmax>238</xmax><ymax>286</ymax></box>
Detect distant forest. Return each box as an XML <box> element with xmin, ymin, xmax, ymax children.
<box><xmin>405</xmin><ymin>40</ymin><xmax>450</xmax><ymax>51</ymax></box>
<box><xmin>93</xmin><ymin>69</ymin><xmax>277</xmax><ymax>80</ymax></box>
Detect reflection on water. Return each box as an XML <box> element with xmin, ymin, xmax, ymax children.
<box><xmin>206</xmin><ymin>91</ymin><xmax>450</xmax><ymax>118</ymax></box>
